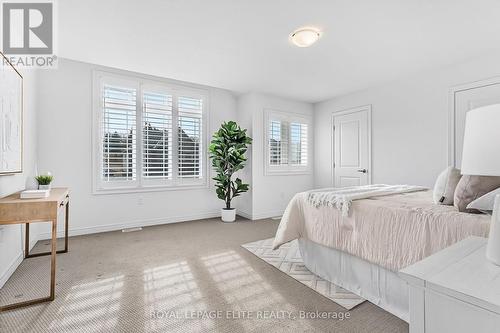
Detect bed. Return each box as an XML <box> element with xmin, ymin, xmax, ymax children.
<box><xmin>273</xmin><ymin>189</ymin><xmax>490</xmax><ymax>321</ymax></box>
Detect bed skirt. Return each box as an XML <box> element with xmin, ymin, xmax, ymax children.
<box><xmin>298</xmin><ymin>238</ymin><xmax>409</xmax><ymax>322</ymax></box>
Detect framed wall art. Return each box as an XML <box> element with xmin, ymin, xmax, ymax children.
<box><xmin>0</xmin><ymin>51</ymin><xmax>23</xmax><ymax>175</ymax></box>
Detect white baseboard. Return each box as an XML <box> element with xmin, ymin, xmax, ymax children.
<box><xmin>237</xmin><ymin>209</ymin><xmax>284</xmax><ymax>220</ymax></box>
<box><xmin>252</xmin><ymin>210</ymin><xmax>284</xmax><ymax>220</ymax></box>
<box><xmin>0</xmin><ymin>208</ymin><xmax>281</xmax><ymax>288</ymax></box>
<box><xmin>0</xmin><ymin>207</ymin><xmax>282</xmax><ymax>289</ymax></box>
<box><xmin>236</xmin><ymin>210</ymin><xmax>253</xmax><ymax>220</ymax></box>
<box><xmin>0</xmin><ymin>252</ymin><xmax>23</xmax><ymax>289</ymax></box>
<box><xmin>0</xmin><ymin>229</ymin><xmax>39</xmax><ymax>289</ymax></box>
<box><xmin>29</xmin><ymin>232</ymin><xmax>39</xmax><ymax>250</ymax></box>
<box><xmin>37</xmin><ymin>210</ymin><xmax>221</xmax><ymax>240</ymax></box>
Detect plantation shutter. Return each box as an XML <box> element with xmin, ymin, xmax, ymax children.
<box><xmin>142</xmin><ymin>91</ymin><xmax>173</xmax><ymax>180</ymax></box>
<box><xmin>178</xmin><ymin>96</ymin><xmax>203</xmax><ymax>179</ymax></box>
<box><xmin>290</xmin><ymin>122</ymin><xmax>308</xmax><ymax>166</ymax></box>
<box><xmin>95</xmin><ymin>72</ymin><xmax>208</xmax><ymax>191</ymax></box>
<box><xmin>266</xmin><ymin>110</ymin><xmax>310</xmax><ymax>174</ymax></box>
<box><xmin>102</xmin><ymin>84</ymin><xmax>137</xmax><ymax>182</ymax></box>
<box><xmin>269</xmin><ymin>120</ymin><xmax>289</xmax><ymax>165</ymax></box>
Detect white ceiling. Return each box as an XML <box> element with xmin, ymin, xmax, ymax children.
<box><xmin>59</xmin><ymin>0</ymin><xmax>500</xmax><ymax>103</ymax></box>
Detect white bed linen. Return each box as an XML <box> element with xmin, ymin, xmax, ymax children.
<box><xmin>298</xmin><ymin>238</ymin><xmax>409</xmax><ymax>322</ymax></box>
<box><xmin>274</xmin><ymin>190</ymin><xmax>490</xmax><ymax>271</ymax></box>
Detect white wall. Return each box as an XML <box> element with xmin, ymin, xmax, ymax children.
<box><xmin>35</xmin><ymin>59</ymin><xmax>240</xmax><ymax>238</ymax></box>
<box><xmin>237</xmin><ymin>93</ymin><xmax>314</xmax><ymax>219</ymax></box>
<box><xmin>0</xmin><ymin>70</ymin><xmax>39</xmax><ymax>288</ymax></box>
<box><xmin>314</xmin><ymin>51</ymin><xmax>500</xmax><ymax>189</ymax></box>
<box><xmin>11</xmin><ymin>48</ymin><xmax>497</xmax><ymax>285</ymax></box>
<box><xmin>235</xmin><ymin>93</ymin><xmax>255</xmax><ymax>217</ymax></box>
<box><xmin>6</xmin><ymin>48</ymin><xmax>499</xmax><ymax>289</ymax></box>
<box><xmin>34</xmin><ymin>59</ymin><xmax>314</xmax><ymax>235</ymax></box>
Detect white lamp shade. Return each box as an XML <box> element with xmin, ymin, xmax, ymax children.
<box><xmin>461</xmin><ymin>104</ymin><xmax>500</xmax><ymax>176</ymax></box>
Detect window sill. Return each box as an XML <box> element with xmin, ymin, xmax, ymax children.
<box><xmin>92</xmin><ymin>183</ymin><xmax>209</xmax><ymax>195</ymax></box>
<box><xmin>264</xmin><ymin>169</ymin><xmax>312</xmax><ymax>176</ymax></box>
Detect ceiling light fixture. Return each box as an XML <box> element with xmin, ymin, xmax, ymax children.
<box><xmin>290</xmin><ymin>27</ymin><xmax>321</xmax><ymax>47</ymax></box>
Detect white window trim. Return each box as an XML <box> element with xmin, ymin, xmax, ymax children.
<box><xmin>92</xmin><ymin>70</ymin><xmax>209</xmax><ymax>195</ymax></box>
<box><xmin>264</xmin><ymin>109</ymin><xmax>312</xmax><ymax>176</ymax></box>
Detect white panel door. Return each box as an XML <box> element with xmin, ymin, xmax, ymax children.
<box><xmin>453</xmin><ymin>82</ymin><xmax>500</xmax><ymax>168</ymax></box>
<box><xmin>333</xmin><ymin>107</ymin><xmax>371</xmax><ymax>187</ymax></box>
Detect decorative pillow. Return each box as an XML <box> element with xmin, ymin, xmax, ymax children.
<box><xmin>454</xmin><ymin>176</ymin><xmax>500</xmax><ymax>213</ymax></box>
<box><xmin>432</xmin><ymin>166</ymin><xmax>462</xmax><ymax>205</ymax></box>
<box><xmin>466</xmin><ymin>187</ymin><xmax>500</xmax><ymax>214</ymax></box>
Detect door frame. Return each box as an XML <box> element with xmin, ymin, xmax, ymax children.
<box><xmin>331</xmin><ymin>105</ymin><xmax>372</xmax><ymax>187</ymax></box>
<box><xmin>448</xmin><ymin>76</ymin><xmax>500</xmax><ymax>167</ymax></box>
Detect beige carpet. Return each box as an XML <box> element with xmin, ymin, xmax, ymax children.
<box><xmin>0</xmin><ymin>218</ymin><xmax>408</xmax><ymax>333</ymax></box>
<box><xmin>242</xmin><ymin>238</ymin><xmax>365</xmax><ymax>310</ymax></box>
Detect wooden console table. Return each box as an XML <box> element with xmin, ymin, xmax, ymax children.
<box><xmin>0</xmin><ymin>187</ymin><xmax>69</xmax><ymax>312</ymax></box>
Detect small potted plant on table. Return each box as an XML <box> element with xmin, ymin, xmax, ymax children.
<box><xmin>35</xmin><ymin>173</ymin><xmax>54</xmax><ymax>190</ymax></box>
<box><xmin>209</xmin><ymin>121</ymin><xmax>252</xmax><ymax>222</ymax></box>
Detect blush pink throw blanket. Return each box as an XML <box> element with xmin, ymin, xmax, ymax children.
<box><xmin>273</xmin><ymin>190</ymin><xmax>490</xmax><ymax>271</ymax></box>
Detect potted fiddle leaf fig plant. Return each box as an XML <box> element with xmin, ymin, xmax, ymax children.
<box><xmin>209</xmin><ymin>121</ymin><xmax>252</xmax><ymax>222</ymax></box>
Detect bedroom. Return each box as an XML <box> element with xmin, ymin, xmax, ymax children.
<box><xmin>1</xmin><ymin>1</ymin><xmax>500</xmax><ymax>332</ymax></box>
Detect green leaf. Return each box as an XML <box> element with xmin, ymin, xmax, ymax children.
<box><xmin>209</xmin><ymin>121</ymin><xmax>252</xmax><ymax>206</ymax></box>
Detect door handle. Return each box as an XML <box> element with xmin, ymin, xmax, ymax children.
<box><xmin>357</xmin><ymin>169</ymin><xmax>367</xmax><ymax>174</ymax></box>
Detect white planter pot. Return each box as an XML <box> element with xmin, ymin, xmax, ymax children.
<box><xmin>38</xmin><ymin>184</ymin><xmax>51</xmax><ymax>190</ymax></box>
<box><xmin>221</xmin><ymin>208</ymin><xmax>236</xmax><ymax>223</ymax></box>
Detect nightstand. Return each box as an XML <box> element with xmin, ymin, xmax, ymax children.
<box><xmin>399</xmin><ymin>236</ymin><xmax>500</xmax><ymax>333</ymax></box>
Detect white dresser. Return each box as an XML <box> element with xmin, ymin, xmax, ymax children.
<box><xmin>399</xmin><ymin>237</ymin><xmax>500</xmax><ymax>333</ymax></box>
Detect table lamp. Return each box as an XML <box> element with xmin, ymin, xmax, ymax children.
<box><xmin>461</xmin><ymin>104</ymin><xmax>500</xmax><ymax>265</ymax></box>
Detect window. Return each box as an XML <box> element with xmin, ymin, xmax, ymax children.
<box><xmin>102</xmin><ymin>84</ymin><xmax>137</xmax><ymax>183</ymax></box>
<box><xmin>265</xmin><ymin>110</ymin><xmax>310</xmax><ymax>175</ymax></box>
<box><xmin>93</xmin><ymin>71</ymin><xmax>207</xmax><ymax>192</ymax></box>
<box><xmin>178</xmin><ymin>96</ymin><xmax>203</xmax><ymax>179</ymax></box>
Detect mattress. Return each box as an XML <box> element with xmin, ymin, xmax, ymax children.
<box><xmin>274</xmin><ymin>190</ymin><xmax>490</xmax><ymax>271</ymax></box>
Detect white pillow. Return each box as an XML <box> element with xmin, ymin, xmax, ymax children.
<box><xmin>466</xmin><ymin>187</ymin><xmax>500</xmax><ymax>213</ymax></box>
<box><xmin>433</xmin><ymin>166</ymin><xmax>462</xmax><ymax>205</ymax></box>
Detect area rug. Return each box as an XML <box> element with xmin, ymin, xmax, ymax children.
<box><xmin>242</xmin><ymin>238</ymin><xmax>366</xmax><ymax>310</ymax></box>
